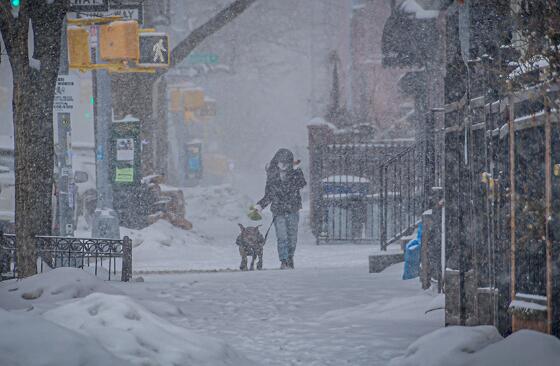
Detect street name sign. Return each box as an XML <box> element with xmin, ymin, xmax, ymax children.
<box><xmin>138</xmin><ymin>33</ymin><xmax>170</xmax><ymax>67</ymax></box>
<box><xmin>187</xmin><ymin>53</ymin><xmax>219</xmax><ymax>65</ymax></box>
<box><xmin>70</xmin><ymin>0</ymin><xmax>109</xmax><ymax>12</ymax></box>
<box><xmin>75</xmin><ymin>3</ymin><xmax>143</xmax><ymax>24</ymax></box>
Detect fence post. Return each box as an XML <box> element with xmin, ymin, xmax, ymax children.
<box><xmin>379</xmin><ymin>164</ymin><xmax>386</xmax><ymax>251</ymax></box>
<box><xmin>0</xmin><ymin>231</ymin><xmax>5</xmax><ymax>275</ymax></box>
<box><xmin>121</xmin><ymin>236</ymin><xmax>132</xmax><ymax>282</ymax></box>
<box><xmin>421</xmin><ymin>210</ymin><xmax>433</xmax><ymax>289</ymax></box>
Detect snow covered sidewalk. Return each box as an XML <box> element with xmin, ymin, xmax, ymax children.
<box><xmin>115</xmin><ymin>263</ymin><xmax>443</xmax><ymax>366</ymax></box>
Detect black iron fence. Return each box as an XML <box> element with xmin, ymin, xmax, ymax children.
<box><xmin>379</xmin><ymin>141</ymin><xmax>426</xmax><ymax>250</ymax></box>
<box><xmin>444</xmin><ymin>82</ymin><xmax>560</xmax><ymax>336</ymax></box>
<box><xmin>0</xmin><ymin>233</ymin><xmax>132</xmax><ymax>281</ymax></box>
<box><xmin>314</xmin><ymin>139</ymin><xmax>414</xmax><ymax>245</ymax></box>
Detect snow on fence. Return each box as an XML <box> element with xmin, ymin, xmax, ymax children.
<box><xmin>0</xmin><ymin>233</ymin><xmax>132</xmax><ymax>281</ymax></box>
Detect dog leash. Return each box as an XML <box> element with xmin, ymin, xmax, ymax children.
<box><xmin>263</xmin><ymin>216</ymin><xmax>276</xmax><ymax>244</ymax></box>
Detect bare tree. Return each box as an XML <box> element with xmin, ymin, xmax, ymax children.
<box><xmin>0</xmin><ymin>0</ymin><xmax>69</xmax><ymax>278</ymax></box>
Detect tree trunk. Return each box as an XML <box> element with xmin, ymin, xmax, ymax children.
<box><xmin>1</xmin><ymin>1</ymin><xmax>67</xmax><ymax>277</ymax></box>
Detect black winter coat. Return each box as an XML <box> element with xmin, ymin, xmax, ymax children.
<box><xmin>258</xmin><ymin>168</ymin><xmax>306</xmax><ymax>216</ymax></box>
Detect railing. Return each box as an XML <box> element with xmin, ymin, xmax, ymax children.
<box><xmin>443</xmin><ymin>82</ymin><xmax>560</xmax><ymax>336</ymax></box>
<box><xmin>379</xmin><ymin>141</ymin><xmax>426</xmax><ymax>250</ymax></box>
<box><xmin>0</xmin><ymin>233</ymin><xmax>132</xmax><ymax>281</ymax></box>
<box><xmin>314</xmin><ymin>139</ymin><xmax>412</xmax><ymax>245</ymax></box>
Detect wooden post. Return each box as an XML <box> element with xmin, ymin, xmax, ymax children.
<box><xmin>545</xmin><ymin>101</ymin><xmax>552</xmax><ymax>334</ymax></box>
<box><xmin>121</xmin><ymin>236</ymin><xmax>132</xmax><ymax>282</ymax></box>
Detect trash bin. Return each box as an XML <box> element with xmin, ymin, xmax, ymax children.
<box><xmin>403</xmin><ymin>223</ymin><xmax>422</xmax><ymax>280</ymax></box>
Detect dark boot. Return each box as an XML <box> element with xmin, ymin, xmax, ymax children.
<box><xmin>287</xmin><ymin>256</ymin><xmax>294</xmax><ymax>269</ymax></box>
<box><xmin>280</xmin><ymin>260</ymin><xmax>288</xmax><ymax>270</ymax></box>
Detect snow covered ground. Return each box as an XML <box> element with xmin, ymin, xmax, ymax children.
<box><xmin>3</xmin><ymin>183</ymin><xmax>559</xmax><ymax>365</ymax></box>
<box><xmin>120</xmin><ymin>184</ymin><xmax>396</xmax><ymax>273</ymax></box>
<box><xmin>116</xmin><ymin>263</ymin><xmax>443</xmax><ymax>366</ymax></box>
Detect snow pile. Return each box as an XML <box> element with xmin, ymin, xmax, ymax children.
<box><xmin>44</xmin><ymin>293</ymin><xmax>256</xmax><ymax>366</ymax></box>
<box><xmin>389</xmin><ymin>326</ymin><xmax>560</xmax><ymax>366</ymax></box>
<box><xmin>389</xmin><ymin>326</ymin><xmax>502</xmax><ymax>366</ymax></box>
<box><xmin>182</xmin><ymin>184</ymin><xmax>254</xmax><ymax>232</ymax></box>
<box><xmin>0</xmin><ymin>267</ymin><xmax>123</xmax><ymax>312</ymax></box>
<box><xmin>122</xmin><ymin>219</ymin><xmax>242</xmax><ymax>272</ymax></box>
<box><xmin>121</xmin><ymin>184</ymin><xmax>258</xmax><ymax>271</ymax></box>
<box><xmin>0</xmin><ymin>308</ymin><xmax>130</xmax><ymax>366</ymax></box>
<box><xmin>470</xmin><ymin>329</ymin><xmax>560</xmax><ymax>365</ymax></box>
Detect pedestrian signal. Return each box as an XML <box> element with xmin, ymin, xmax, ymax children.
<box><xmin>138</xmin><ymin>33</ymin><xmax>169</xmax><ymax>67</ymax></box>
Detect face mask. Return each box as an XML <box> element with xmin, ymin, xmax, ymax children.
<box><xmin>278</xmin><ymin>162</ymin><xmax>289</xmax><ymax>171</ymax></box>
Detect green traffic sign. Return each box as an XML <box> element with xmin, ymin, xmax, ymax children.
<box><xmin>187</xmin><ymin>53</ymin><xmax>219</xmax><ymax>65</ymax></box>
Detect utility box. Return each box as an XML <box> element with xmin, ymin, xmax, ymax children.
<box><xmin>67</xmin><ymin>26</ymin><xmax>91</xmax><ymax>68</ymax></box>
<box><xmin>111</xmin><ymin>115</ymin><xmax>153</xmax><ymax>228</ymax></box>
<box><xmin>111</xmin><ymin>115</ymin><xmax>141</xmax><ymax>186</ymax></box>
<box><xmin>99</xmin><ymin>21</ymin><xmax>139</xmax><ymax>62</ymax></box>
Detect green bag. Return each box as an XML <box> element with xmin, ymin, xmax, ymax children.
<box><xmin>247</xmin><ymin>206</ymin><xmax>262</xmax><ymax>221</ymax></box>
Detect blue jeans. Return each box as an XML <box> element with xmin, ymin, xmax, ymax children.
<box><xmin>274</xmin><ymin>212</ymin><xmax>299</xmax><ymax>262</ymax></box>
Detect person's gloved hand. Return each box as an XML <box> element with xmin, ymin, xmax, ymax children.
<box><xmin>248</xmin><ymin>204</ymin><xmax>263</xmax><ymax>221</ymax></box>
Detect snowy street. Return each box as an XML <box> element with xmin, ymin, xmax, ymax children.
<box><xmin>117</xmin><ymin>264</ymin><xmax>443</xmax><ymax>366</ymax></box>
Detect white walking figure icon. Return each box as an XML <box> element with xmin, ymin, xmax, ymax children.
<box><xmin>153</xmin><ymin>39</ymin><xmax>167</xmax><ymax>63</ymax></box>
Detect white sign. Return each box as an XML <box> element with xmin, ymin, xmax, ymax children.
<box><xmin>70</xmin><ymin>0</ymin><xmax>109</xmax><ymax>12</ymax></box>
<box><xmin>116</xmin><ymin>138</ymin><xmax>134</xmax><ymax>161</ymax></box>
<box><xmin>53</xmin><ymin>75</ymin><xmax>78</xmax><ymax>112</ymax></box>
<box><xmin>75</xmin><ymin>4</ymin><xmax>143</xmax><ymax>24</ymax></box>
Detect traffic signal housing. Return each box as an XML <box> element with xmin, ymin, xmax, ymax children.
<box><xmin>184</xmin><ymin>88</ymin><xmax>205</xmax><ymax>110</ymax></box>
<box><xmin>99</xmin><ymin>21</ymin><xmax>139</xmax><ymax>62</ymax></box>
<box><xmin>67</xmin><ymin>26</ymin><xmax>91</xmax><ymax>68</ymax></box>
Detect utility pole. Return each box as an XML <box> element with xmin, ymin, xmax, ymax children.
<box><xmin>91</xmin><ymin>25</ymin><xmax>120</xmax><ymax>239</ymax></box>
<box><xmin>54</xmin><ymin>19</ymin><xmax>75</xmax><ymax>237</ymax></box>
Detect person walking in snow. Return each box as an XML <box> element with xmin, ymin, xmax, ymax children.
<box><xmin>253</xmin><ymin>148</ymin><xmax>306</xmax><ymax>269</ymax></box>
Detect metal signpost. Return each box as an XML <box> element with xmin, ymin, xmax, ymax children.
<box><xmin>54</xmin><ymin>22</ymin><xmax>76</xmax><ymax>237</ymax></box>
<box><xmin>90</xmin><ymin>25</ymin><xmax>121</xmax><ymax>239</ymax></box>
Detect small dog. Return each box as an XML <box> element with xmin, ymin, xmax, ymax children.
<box><xmin>236</xmin><ymin>224</ymin><xmax>265</xmax><ymax>271</ymax></box>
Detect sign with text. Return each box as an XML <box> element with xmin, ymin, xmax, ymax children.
<box><xmin>138</xmin><ymin>33</ymin><xmax>169</xmax><ymax>67</ymax></box>
<box><xmin>70</xmin><ymin>0</ymin><xmax>109</xmax><ymax>12</ymax></box>
<box><xmin>186</xmin><ymin>53</ymin><xmax>219</xmax><ymax>65</ymax></box>
<box><xmin>75</xmin><ymin>3</ymin><xmax>143</xmax><ymax>24</ymax></box>
<box><xmin>53</xmin><ymin>75</ymin><xmax>78</xmax><ymax>112</ymax></box>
